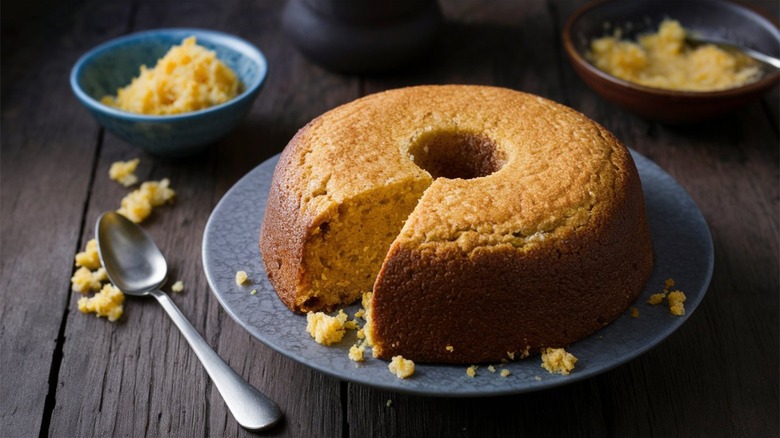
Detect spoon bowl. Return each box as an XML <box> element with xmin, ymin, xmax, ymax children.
<box><xmin>95</xmin><ymin>211</ymin><xmax>282</xmax><ymax>430</ymax></box>
<box><xmin>97</xmin><ymin>211</ymin><xmax>167</xmax><ymax>295</ymax></box>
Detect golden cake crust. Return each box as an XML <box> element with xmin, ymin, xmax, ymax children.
<box><xmin>260</xmin><ymin>85</ymin><xmax>653</xmax><ymax>363</ymax></box>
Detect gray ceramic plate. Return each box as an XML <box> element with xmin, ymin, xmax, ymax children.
<box><xmin>203</xmin><ymin>150</ymin><xmax>713</xmax><ymax>397</ymax></box>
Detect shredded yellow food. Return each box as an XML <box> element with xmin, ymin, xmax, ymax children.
<box><xmin>74</xmin><ymin>239</ymin><xmax>101</xmax><ymax>270</ymax></box>
<box><xmin>117</xmin><ymin>178</ymin><xmax>175</xmax><ymax>223</ymax></box>
<box><xmin>78</xmin><ymin>283</ymin><xmax>125</xmax><ymax>321</ymax></box>
<box><xmin>102</xmin><ymin>37</ymin><xmax>241</xmax><ymax>115</ymax></box>
<box><xmin>588</xmin><ymin>20</ymin><xmax>761</xmax><ymax>91</ymax></box>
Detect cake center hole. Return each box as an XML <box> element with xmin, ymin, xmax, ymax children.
<box><xmin>409</xmin><ymin>131</ymin><xmax>506</xmax><ymax>179</ymax></box>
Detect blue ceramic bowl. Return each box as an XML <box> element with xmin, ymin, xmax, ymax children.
<box><xmin>70</xmin><ymin>28</ymin><xmax>268</xmax><ymax>156</ymax></box>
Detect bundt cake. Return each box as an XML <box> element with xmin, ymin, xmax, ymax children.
<box><xmin>259</xmin><ymin>85</ymin><xmax>653</xmax><ymax>363</ymax></box>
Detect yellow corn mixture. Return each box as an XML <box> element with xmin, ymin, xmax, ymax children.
<box><xmin>102</xmin><ymin>37</ymin><xmax>241</xmax><ymax>115</ymax></box>
<box><xmin>588</xmin><ymin>20</ymin><xmax>761</xmax><ymax>91</ymax></box>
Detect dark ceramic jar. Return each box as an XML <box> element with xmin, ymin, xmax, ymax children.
<box><xmin>282</xmin><ymin>0</ymin><xmax>442</xmax><ymax>73</ymax></box>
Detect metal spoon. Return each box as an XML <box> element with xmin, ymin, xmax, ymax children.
<box><xmin>95</xmin><ymin>211</ymin><xmax>282</xmax><ymax>431</ymax></box>
<box><xmin>685</xmin><ymin>34</ymin><xmax>780</xmax><ymax>69</ymax></box>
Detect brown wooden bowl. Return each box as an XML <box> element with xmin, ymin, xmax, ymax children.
<box><xmin>562</xmin><ymin>0</ymin><xmax>780</xmax><ymax>123</ymax></box>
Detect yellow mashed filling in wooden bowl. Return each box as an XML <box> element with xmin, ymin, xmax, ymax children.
<box><xmin>588</xmin><ymin>20</ymin><xmax>761</xmax><ymax>92</ymax></box>
<box><xmin>102</xmin><ymin>37</ymin><xmax>241</xmax><ymax>115</ymax></box>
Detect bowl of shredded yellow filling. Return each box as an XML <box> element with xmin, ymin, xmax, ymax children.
<box><xmin>563</xmin><ymin>0</ymin><xmax>779</xmax><ymax>123</ymax></box>
<box><xmin>71</xmin><ymin>29</ymin><xmax>268</xmax><ymax>156</ymax></box>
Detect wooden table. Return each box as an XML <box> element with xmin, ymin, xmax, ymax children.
<box><xmin>3</xmin><ymin>0</ymin><xmax>778</xmax><ymax>436</ymax></box>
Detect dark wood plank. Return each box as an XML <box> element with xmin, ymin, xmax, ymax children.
<box><xmin>0</xmin><ymin>1</ymin><xmax>133</xmax><ymax>435</ymax></box>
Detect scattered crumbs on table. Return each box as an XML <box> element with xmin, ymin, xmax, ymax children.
<box><xmin>117</xmin><ymin>178</ymin><xmax>175</xmax><ymax>224</ymax></box>
<box><xmin>386</xmin><ymin>399</ymin><xmax>392</xmax><ymax>407</ymax></box>
<box><xmin>171</xmin><ymin>280</ymin><xmax>184</xmax><ymax>293</ymax></box>
<box><xmin>109</xmin><ymin>158</ymin><xmax>140</xmax><ymax>187</ymax></box>
<box><xmin>466</xmin><ymin>365</ymin><xmax>477</xmax><ymax>378</ymax></box>
<box><xmin>500</xmin><ymin>369</ymin><xmax>511</xmax><ymax>377</ymax></box>
<box><xmin>630</xmin><ymin>307</ymin><xmax>639</xmax><ymax>318</ymax></box>
<box><xmin>250</xmin><ymin>289</ymin><xmax>258</xmax><ymax>295</ymax></box>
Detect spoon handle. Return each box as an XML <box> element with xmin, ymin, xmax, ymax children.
<box><xmin>150</xmin><ymin>289</ymin><xmax>282</xmax><ymax>430</ymax></box>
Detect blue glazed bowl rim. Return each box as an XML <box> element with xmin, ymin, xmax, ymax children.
<box><xmin>70</xmin><ymin>28</ymin><xmax>268</xmax><ymax>122</ymax></box>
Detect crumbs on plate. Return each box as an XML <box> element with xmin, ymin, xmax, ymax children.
<box><xmin>647</xmin><ymin>277</ymin><xmax>687</xmax><ymax>316</ymax></box>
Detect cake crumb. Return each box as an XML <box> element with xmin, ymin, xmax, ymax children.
<box><xmin>361</xmin><ymin>292</ymin><xmax>373</xmax><ymax>309</ymax></box>
<box><xmin>534</xmin><ymin>376</ymin><xmax>542</xmax><ymax>381</ymax></box>
<box><xmin>361</xmin><ymin>292</ymin><xmax>375</xmax><ymax>349</ymax></box>
<box><xmin>354</xmin><ymin>308</ymin><xmax>366</xmax><ymax>319</ymax></box>
<box><xmin>78</xmin><ymin>283</ymin><xmax>124</xmax><ymax>321</ymax></box>
<box><xmin>630</xmin><ymin>307</ymin><xmax>640</xmax><ymax>318</ymax></box>
<box><xmin>109</xmin><ymin>158</ymin><xmax>140</xmax><ymax>187</ymax></box>
<box><xmin>117</xmin><ymin>178</ymin><xmax>175</xmax><ymax>223</ymax></box>
<box><xmin>488</xmin><ymin>365</ymin><xmax>496</xmax><ymax>373</ymax></box>
<box><xmin>74</xmin><ymin>239</ymin><xmax>101</xmax><ymax>270</ymax></box>
<box><xmin>349</xmin><ymin>344</ymin><xmax>366</xmax><ymax>362</ymax></box>
<box><xmin>171</xmin><ymin>280</ymin><xmax>184</xmax><ymax>293</ymax></box>
<box><xmin>388</xmin><ymin>356</ymin><xmax>415</xmax><ymax>379</ymax></box>
<box><xmin>386</xmin><ymin>399</ymin><xmax>392</xmax><ymax>407</ymax></box>
<box><xmin>541</xmin><ymin>348</ymin><xmax>578</xmax><ymax>375</ymax></box>
<box><xmin>647</xmin><ymin>293</ymin><xmax>665</xmax><ymax>305</ymax></box>
<box><xmin>500</xmin><ymin>369</ymin><xmax>511</xmax><ymax>377</ymax></box>
<box><xmin>101</xmin><ymin>37</ymin><xmax>240</xmax><ymax>115</ymax></box>
<box><xmin>507</xmin><ymin>351</ymin><xmax>516</xmax><ymax>360</ymax></box>
<box><xmin>342</xmin><ymin>311</ymin><xmax>359</xmax><ymax>330</ymax></box>
<box><xmin>235</xmin><ymin>270</ymin><xmax>249</xmax><ymax>285</ymax></box>
<box><xmin>250</xmin><ymin>289</ymin><xmax>258</xmax><ymax>295</ymax></box>
<box><xmin>446</xmin><ymin>345</ymin><xmax>454</xmax><ymax>352</ymax></box>
<box><xmin>306</xmin><ymin>311</ymin><xmax>349</xmax><ymax>345</ymax></box>
<box><xmin>668</xmin><ymin>291</ymin><xmax>687</xmax><ymax>316</ymax></box>
<box><xmin>71</xmin><ymin>267</ymin><xmax>108</xmax><ymax>293</ymax></box>
<box><xmin>647</xmin><ymin>278</ymin><xmax>686</xmax><ymax>316</ymax></box>
<box><xmin>466</xmin><ymin>365</ymin><xmax>478</xmax><ymax>378</ymax></box>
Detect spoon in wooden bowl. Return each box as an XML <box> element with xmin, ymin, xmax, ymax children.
<box><xmin>95</xmin><ymin>211</ymin><xmax>282</xmax><ymax>431</ymax></box>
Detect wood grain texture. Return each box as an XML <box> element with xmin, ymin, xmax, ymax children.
<box><xmin>0</xmin><ymin>1</ymin><xmax>131</xmax><ymax>435</ymax></box>
<box><xmin>1</xmin><ymin>0</ymin><xmax>777</xmax><ymax>436</ymax></box>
